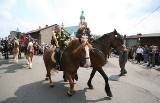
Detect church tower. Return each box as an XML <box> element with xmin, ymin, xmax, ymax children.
<box><xmin>80</xmin><ymin>10</ymin><xmax>85</xmax><ymax>22</ymax></box>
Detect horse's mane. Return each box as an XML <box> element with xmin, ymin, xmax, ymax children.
<box><xmin>93</xmin><ymin>30</ymin><xmax>121</xmax><ymax>43</ymax></box>
<box><xmin>66</xmin><ymin>38</ymin><xmax>92</xmax><ymax>55</ymax></box>
<box><xmin>28</xmin><ymin>42</ymin><xmax>33</xmax><ymax>47</ymax></box>
<box><xmin>14</xmin><ymin>40</ymin><xmax>19</xmax><ymax>46</ymax></box>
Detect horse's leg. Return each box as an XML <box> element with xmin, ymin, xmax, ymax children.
<box><xmin>65</xmin><ymin>73</ymin><xmax>74</xmax><ymax>96</ymax></box>
<box><xmin>47</xmin><ymin>69</ymin><xmax>54</xmax><ymax>87</ymax></box>
<box><xmin>17</xmin><ymin>52</ymin><xmax>19</xmax><ymax>63</ymax></box>
<box><xmin>16</xmin><ymin>53</ymin><xmax>18</xmax><ymax>63</ymax></box>
<box><xmin>63</xmin><ymin>72</ymin><xmax>67</xmax><ymax>82</ymax></box>
<box><xmin>87</xmin><ymin>69</ymin><xmax>96</xmax><ymax>89</ymax></box>
<box><xmin>30</xmin><ymin>56</ymin><xmax>33</xmax><ymax>69</ymax></box>
<box><xmin>97</xmin><ymin>68</ymin><xmax>113</xmax><ymax>97</ymax></box>
<box><xmin>75</xmin><ymin>73</ymin><xmax>78</xmax><ymax>81</ymax></box>
<box><xmin>28</xmin><ymin>56</ymin><xmax>32</xmax><ymax>69</ymax></box>
<box><xmin>63</xmin><ymin>72</ymin><xmax>77</xmax><ymax>82</ymax></box>
<box><xmin>13</xmin><ymin>53</ymin><xmax>15</xmax><ymax>63</ymax></box>
<box><xmin>26</xmin><ymin>55</ymin><xmax>29</xmax><ymax>65</ymax></box>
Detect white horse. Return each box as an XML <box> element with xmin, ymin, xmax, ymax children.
<box><xmin>26</xmin><ymin>42</ymin><xmax>34</xmax><ymax>69</ymax></box>
<box><xmin>12</xmin><ymin>40</ymin><xmax>19</xmax><ymax>63</ymax></box>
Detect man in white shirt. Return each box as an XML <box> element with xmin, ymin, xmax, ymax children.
<box><xmin>136</xmin><ymin>46</ymin><xmax>143</xmax><ymax>63</ymax></box>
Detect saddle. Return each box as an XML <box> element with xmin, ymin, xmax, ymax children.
<box><xmin>53</xmin><ymin>46</ymin><xmax>66</xmax><ymax>71</ymax></box>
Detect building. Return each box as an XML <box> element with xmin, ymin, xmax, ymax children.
<box><xmin>63</xmin><ymin>26</ymin><xmax>79</xmax><ymax>37</ymax></box>
<box><xmin>26</xmin><ymin>24</ymin><xmax>70</xmax><ymax>44</ymax></box>
<box><xmin>125</xmin><ymin>33</ymin><xmax>160</xmax><ymax>47</ymax></box>
<box><xmin>139</xmin><ymin>33</ymin><xmax>160</xmax><ymax>47</ymax></box>
<box><xmin>9</xmin><ymin>28</ymin><xmax>21</xmax><ymax>40</ymax></box>
<box><xmin>124</xmin><ymin>34</ymin><xmax>142</xmax><ymax>47</ymax></box>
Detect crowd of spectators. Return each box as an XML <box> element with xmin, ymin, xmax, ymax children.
<box><xmin>127</xmin><ymin>45</ymin><xmax>160</xmax><ymax>68</ymax></box>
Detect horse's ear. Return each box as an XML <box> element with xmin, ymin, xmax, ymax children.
<box><xmin>113</xmin><ymin>29</ymin><xmax>117</xmax><ymax>34</ymax></box>
<box><xmin>114</xmin><ymin>29</ymin><xmax>118</xmax><ymax>37</ymax></box>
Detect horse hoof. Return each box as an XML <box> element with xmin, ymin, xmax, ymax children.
<box><xmin>67</xmin><ymin>91</ymin><xmax>73</xmax><ymax>96</ymax></box>
<box><xmin>87</xmin><ymin>82</ymin><xmax>94</xmax><ymax>89</ymax></box>
<box><xmin>45</xmin><ymin>78</ymin><xmax>48</xmax><ymax>81</ymax></box>
<box><xmin>50</xmin><ymin>84</ymin><xmax>54</xmax><ymax>88</ymax></box>
<box><xmin>107</xmin><ymin>91</ymin><xmax>113</xmax><ymax>97</ymax></box>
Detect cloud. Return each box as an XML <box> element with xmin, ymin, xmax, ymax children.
<box><xmin>0</xmin><ymin>0</ymin><xmax>17</xmax><ymax>10</ymax></box>
<box><xmin>0</xmin><ymin>10</ymin><xmax>12</xmax><ymax>20</ymax></box>
<box><xmin>26</xmin><ymin>0</ymin><xmax>57</xmax><ymax>23</ymax></box>
<box><xmin>17</xmin><ymin>19</ymin><xmax>39</xmax><ymax>32</ymax></box>
<box><xmin>0</xmin><ymin>0</ymin><xmax>160</xmax><ymax>38</ymax></box>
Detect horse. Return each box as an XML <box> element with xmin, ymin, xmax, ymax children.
<box><xmin>85</xmin><ymin>29</ymin><xmax>124</xmax><ymax>97</ymax></box>
<box><xmin>12</xmin><ymin>40</ymin><xmax>19</xmax><ymax>63</ymax></box>
<box><xmin>26</xmin><ymin>41</ymin><xmax>34</xmax><ymax>69</ymax></box>
<box><xmin>43</xmin><ymin>38</ymin><xmax>92</xmax><ymax>96</ymax></box>
<box><xmin>21</xmin><ymin>33</ymin><xmax>28</xmax><ymax>55</ymax></box>
<box><xmin>21</xmin><ymin>33</ymin><xmax>34</xmax><ymax>69</ymax></box>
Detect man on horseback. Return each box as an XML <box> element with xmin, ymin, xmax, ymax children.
<box><xmin>51</xmin><ymin>24</ymin><xmax>69</xmax><ymax>70</ymax></box>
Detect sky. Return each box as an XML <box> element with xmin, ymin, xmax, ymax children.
<box><xmin>0</xmin><ymin>0</ymin><xmax>160</xmax><ymax>38</ymax></box>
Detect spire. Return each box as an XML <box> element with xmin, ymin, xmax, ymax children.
<box><xmin>80</xmin><ymin>10</ymin><xmax>85</xmax><ymax>21</ymax></box>
<box><xmin>16</xmin><ymin>28</ymin><xmax>19</xmax><ymax>32</ymax></box>
<box><xmin>61</xmin><ymin>22</ymin><xmax>64</xmax><ymax>27</ymax></box>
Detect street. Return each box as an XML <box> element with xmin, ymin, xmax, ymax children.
<box><xmin>0</xmin><ymin>54</ymin><xmax>160</xmax><ymax>103</ymax></box>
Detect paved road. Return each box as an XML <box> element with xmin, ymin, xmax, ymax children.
<box><xmin>0</xmin><ymin>54</ymin><xmax>160</xmax><ymax>103</ymax></box>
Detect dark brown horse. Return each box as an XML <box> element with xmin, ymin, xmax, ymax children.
<box><xmin>86</xmin><ymin>29</ymin><xmax>124</xmax><ymax>97</ymax></box>
<box><xmin>43</xmin><ymin>39</ymin><xmax>92</xmax><ymax>95</ymax></box>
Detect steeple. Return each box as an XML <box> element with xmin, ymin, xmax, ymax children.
<box><xmin>80</xmin><ymin>10</ymin><xmax>85</xmax><ymax>22</ymax></box>
<box><xmin>61</xmin><ymin>22</ymin><xmax>64</xmax><ymax>27</ymax></box>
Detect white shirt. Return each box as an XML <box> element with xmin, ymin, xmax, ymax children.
<box><xmin>136</xmin><ymin>48</ymin><xmax>143</xmax><ymax>54</ymax></box>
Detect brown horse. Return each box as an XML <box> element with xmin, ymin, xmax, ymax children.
<box><xmin>86</xmin><ymin>29</ymin><xmax>124</xmax><ymax>97</ymax></box>
<box><xmin>61</xmin><ymin>39</ymin><xmax>92</xmax><ymax>96</ymax></box>
<box><xmin>12</xmin><ymin>40</ymin><xmax>19</xmax><ymax>63</ymax></box>
<box><xmin>21</xmin><ymin>33</ymin><xmax>34</xmax><ymax>69</ymax></box>
<box><xmin>26</xmin><ymin>41</ymin><xmax>34</xmax><ymax>69</ymax></box>
<box><xmin>43</xmin><ymin>38</ymin><xmax>92</xmax><ymax>95</ymax></box>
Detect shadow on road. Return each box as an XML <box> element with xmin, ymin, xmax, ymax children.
<box><xmin>156</xmin><ymin>68</ymin><xmax>160</xmax><ymax>71</ymax></box>
<box><xmin>0</xmin><ymin>62</ymin><xmax>27</xmax><ymax>73</ymax></box>
<box><xmin>1</xmin><ymin>80</ymin><xmax>111</xmax><ymax>103</ymax></box>
<box><xmin>108</xmin><ymin>75</ymin><xmax>120</xmax><ymax>81</ymax></box>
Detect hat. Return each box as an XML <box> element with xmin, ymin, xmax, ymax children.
<box><xmin>54</xmin><ymin>24</ymin><xmax>61</xmax><ymax>30</ymax></box>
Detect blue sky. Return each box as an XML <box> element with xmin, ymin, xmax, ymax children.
<box><xmin>0</xmin><ymin>0</ymin><xmax>160</xmax><ymax>38</ymax></box>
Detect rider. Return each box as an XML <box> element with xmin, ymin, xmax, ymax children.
<box><xmin>76</xmin><ymin>21</ymin><xmax>93</xmax><ymax>42</ymax></box>
<box><xmin>51</xmin><ymin>24</ymin><xmax>69</xmax><ymax>70</ymax></box>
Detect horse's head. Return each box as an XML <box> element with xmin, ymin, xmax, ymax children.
<box><xmin>21</xmin><ymin>33</ymin><xmax>30</xmax><ymax>45</ymax></box>
<box><xmin>110</xmin><ymin>29</ymin><xmax>124</xmax><ymax>51</ymax></box>
<box><xmin>14</xmin><ymin>40</ymin><xmax>19</xmax><ymax>47</ymax></box>
<box><xmin>68</xmin><ymin>38</ymin><xmax>92</xmax><ymax>68</ymax></box>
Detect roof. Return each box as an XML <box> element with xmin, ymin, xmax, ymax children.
<box><xmin>126</xmin><ymin>35</ymin><xmax>138</xmax><ymax>39</ymax></box>
<box><xmin>26</xmin><ymin>24</ymin><xmax>57</xmax><ymax>34</ymax></box>
<box><xmin>140</xmin><ymin>33</ymin><xmax>160</xmax><ymax>37</ymax></box>
<box><xmin>63</xmin><ymin>26</ymin><xmax>79</xmax><ymax>35</ymax></box>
